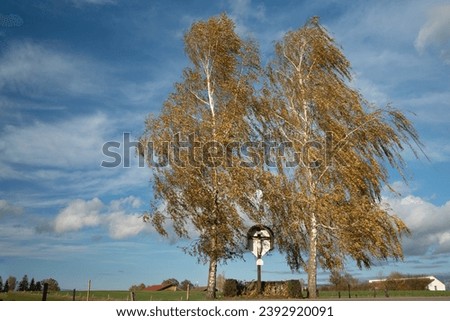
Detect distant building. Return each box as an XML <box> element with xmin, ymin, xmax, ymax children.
<box><xmin>143</xmin><ymin>283</ymin><xmax>178</xmax><ymax>291</ymax></box>
<box><xmin>369</xmin><ymin>276</ymin><xmax>446</xmax><ymax>291</ymax></box>
<box><xmin>426</xmin><ymin>277</ymin><xmax>446</xmax><ymax>291</ymax></box>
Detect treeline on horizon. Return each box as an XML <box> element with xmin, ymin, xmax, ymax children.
<box><xmin>0</xmin><ymin>275</ymin><xmax>60</xmax><ymax>292</ymax></box>
<box><xmin>323</xmin><ymin>271</ymin><xmax>435</xmax><ymax>291</ymax></box>
<box><xmin>129</xmin><ymin>272</ymin><xmax>436</xmax><ymax>293</ymax></box>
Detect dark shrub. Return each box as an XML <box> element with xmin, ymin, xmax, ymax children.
<box><xmin>287</xmin><ymin>279</ymin><xmax>303</xmax><ymax>298</ymax></box>
<box><xmin>223</xmin><ymin>279</ymin><xmax>241</xmax><ymax>297</ymax></box>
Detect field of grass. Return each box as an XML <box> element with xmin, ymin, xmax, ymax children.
<box><xmin>0</xmin><ymin>291</ymin><xmax>68</xmax><ymax>301</ymax></box>
<box><xmin>318</xmin><ymin>290</ymin><xmax>450</xmax><ymax>299</ymax></box>
<box><xmin>61</xmin><ymin>290</ymin><xmax>208</xmax><ymax>301</ymax></box>
<box><xmin>2</xmin><ymin>289</ymin><xmax>449</xmax><ymax>301</ymax></box>
<box><xmin>0</xmin><ymin>290</ymin><xmax>208</xmax><ymax>301</ymax></box>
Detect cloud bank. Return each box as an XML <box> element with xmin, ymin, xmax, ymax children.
<box><xmin>415</xmin><ymin>4</ymin><xmax>450</xmax><ymax>64</ymax></box>
<box><xmin>53</xmin><ymin>196</ymin><xmax>151</xmax><ymax>239</ymax></box>
<box><xmin>0</xmin><ymin>199</ymin><xmax>23</xmax><ymax>218</ymax></box>
<box><xmin>386</xmin><ymin>193</ymin><xmax>450</xmax><ymax>256</ymax></box>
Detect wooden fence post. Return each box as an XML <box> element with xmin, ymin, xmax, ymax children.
<box><xmin>87</xmin><ymin>280</ymin><xmax>91</xmax><ymax>301</ymax></box>
<box><xmin>42</xmin><ymin>282</ymin><xmax>49</xmax><ymax>301</ymax></box>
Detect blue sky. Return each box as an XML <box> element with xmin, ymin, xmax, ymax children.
<box><xmin>1</xmin><ymin>0</ymin><xmax>449</xmax><ymax>291</ymax></box>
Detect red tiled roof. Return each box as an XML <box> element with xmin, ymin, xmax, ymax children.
<box><xmin>143</xmin><ymin>284</ymin><xmax>175</xmax><ymax>291</ymax></box>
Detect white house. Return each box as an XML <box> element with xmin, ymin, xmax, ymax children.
<box><xmin>368</xmin><ymin>275</ymin><xmax>446</xmax><ymax>291</ymax></box>
<box><xmin>426</xmin><ymin>276</ymin><xmax>446</xmax><ymax>291</ymax></box>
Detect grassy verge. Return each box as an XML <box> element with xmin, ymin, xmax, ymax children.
<box><xmin>58</xmin><ymin>290</ymin><xmax>208</xmax><ymax>301</ymax></box>
<box><xmin>0</xmin><ymin>290</ymin><xmax>208</xmax><ymax>301</ymax></box>
<box><xmin>0</xmin><ymin>292</ymin><xmax>68</xmax><ymax>301</ymax></box>
<box><xmin>317</xmin><ymin>290</ymin><xmax>450</xmax><ymax>299</ymax></box>
<box><xmin>2</xmin><ymin>290</ymin><xmax>449</xmax><ymax>301</ymax></box>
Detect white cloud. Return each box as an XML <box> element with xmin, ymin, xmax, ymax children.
<box><xmin>421</xmin><ymin>139</ymin><xmax>450</xmax><ymax>163</ymax></box>
<box><xmin>384</xmin><ymin>194</ymin><xmax>450</xmax><ymax>256</ymax></box>
<box><xmin>120</xmin><ymin>80</ymin><xmax>172</xmax><ymax>106</ymax></box>
<box><xmin>105</xmin><ymin>196</ymin><xmax>149</xmax><ymax>239</ymax></box>
<box><xmin>54</xmin><ymin>198</ymin><xmax>103</xmax><ymax>233</ymax></box>
<box><xmin>0</xmin><ymin>113</ymin><xmax>111</xmax><ymax>169</ymax></box>
<box><xmin>107</xmin><ymin>211</ymin><xmax>148</xmax><ymax>240</ymax></box>
<box><xmin>0</xmin><ymin>222</ymin><xmax>91</xmax><ymax>259</ymax></box>
<box><xmin>110</xmin><ymin>195</ymin><xmax>142</xmax><ymax>211</ymax></box>
<box><xmin>415</xmin><ymin>4</ymin><xmax>450</xmax><ymax>64</ymax></box>
<box><xmin>349</xmin><ymin>75</ymin><xmax>390</xmax><ymax>106</ymax></box>
<box><xmin>0</xmin><ymin>40</ymin><xmax>169</xmax><ymax>114</ymax></box>
<box><xmin>398</xmin><ymin>91</ymin><xmax>450</xmax><ymax>125</ymax></box>
<box><xmin>226</xmin><ymin>0</ymin><xmax>266</xmax><ymax>36</ymax></box>
<box><xmin>0</xmin><ymin>224</ymin><xmax>41</xmax><ymax>243</ymax></box>
<box><xmin>105</xmin><ymin>196</ymin><xmax>152</xmax><ymax>239</ymax></box>
<box><xmin>384</xmin><ymin>180</ymin><xmax>417</xmax><ymax>196</ymax></box>
<box><xmin>53</xmin><ymin>196</ymin><xmax>151</xmax><ymax>239</ymax></box>
<box><xmin>0</xmin><ymin>199</ymin><xmax>23</xmax><ymax>218</ymax></box>
<box><xmin>228</xmin><ymin>0</ymin><xmax>265</xmax><ymax>21</ymax></box>
<box><xmin>0</xmin><ymin>41</ymin><xmax>107</xmax><ymax>99</ymax></box>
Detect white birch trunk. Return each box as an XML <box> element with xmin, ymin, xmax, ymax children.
<box><xmin>206</xmin><ymin>257</ymin><xmax>217</xmax><ymax>299</ymax></box>
<box><xmin>307</xmin><ymin>212</ymin><xmax>318</xmax><ymax>298</ymax></box>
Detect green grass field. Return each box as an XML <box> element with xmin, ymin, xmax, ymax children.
<box><xmin>62</xmin><ymin>290</ymin><xmax>209</xmax><ymax>301</ymax></box>
<box><xmin>1</xmin><ymin>290</ymin><xmax>449</xmax><ymax>301</ymax></box>
<box><xmin>318</xmin><ymin>289</ymin><xmax>450</xmax><ymax>299</ymax></box>
<box><xmin>0</xmin><ymin>290</ymin><xmax>208</xmax><ymax>301</ymax></box>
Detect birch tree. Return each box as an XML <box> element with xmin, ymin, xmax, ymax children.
<box><xmin>140</xmin><ymin>14</ymin><xmax>260</xmax><ymax>299</ymax></box>
<box><xmin>260</xmin><ymin>18</ymin><xmax>423</xmax><ymax>298</ymax></box>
